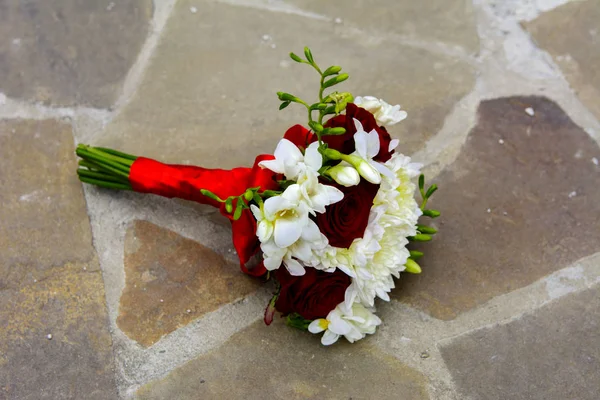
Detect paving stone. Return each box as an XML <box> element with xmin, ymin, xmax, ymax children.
<box><xmin>440</xmin><ymin>286</ymin><xmax>600</xmax><ymax>400</ymax></box>
<box><xmin>136</xmin><ymin>320</ymin><xmax>429</xmax><ymax>400</ymax></box>
<box><xmin>394</xmin><ymin>96</ymin><xmax>600</xmax><ymax>319</ymax></box>
<box><xmin>117</xmin><ymin>220</ymin><xmax>260</xmax><ymax>347</ymax></box>
<box><xmin>0</xmin><ymin>0</ymin><xmax>152</xmax><ymax>107</ymax></box>
<box><xmin>96</xmin><ymin>0</ymin><xmax>475</xmax><ymax>168</ymax></box>
<box><xmin>286</xmin><ymin>0</ymin><xmax>480</xmax><ymax>53</ymax></box>
<box><xmin>0</xmin><ymin>119</ymin><xmax>116</xmax><ymax>399</ymax></box>
<box><xmin>523</xmin><ymin>0</ymin><xmax>600</xmax><ymax>121</ymax></box>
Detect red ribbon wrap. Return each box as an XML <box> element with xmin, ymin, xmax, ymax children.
<box><xmin>129</xmin><ymin>155</ymin><xmax>279</xmax><ymax>277</ymax></box>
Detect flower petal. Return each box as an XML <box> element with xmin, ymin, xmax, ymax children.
<box><xmin>274</xmin><ymin>217</ymin><xmax>303</xmax><ymax>248</ymax></box>
<box><xmin>263</xmin><ymin>196</ymin><xmax>291</xmax><ymax>220</ymax></box>
<box><xmin>304</xmin><ymin>142</ymin><xmax>323</xmax><ymax>171</ymax></box>
<box><xmin>274</xmin><ymin>138</ymin><xmax>303</xmax><ymax>163</ymax></box>
<box><xmin>284</xmin><ymin>257</ymin><xmax>306</xmax><ymax>276</ymax></box>
<box><xmin>321</xmin><ymin>330</ymin><xmax>340</xmax><ymax>345</ymax></box>
<box><xmin>258</xmin><ymin>159</ymin><xmax>283</xmax><ymax>174</ymax></box>
<box><xmin>308</xmin><ymin>319</ymin><xmax>328</xmax><ymax>334</ymax></box>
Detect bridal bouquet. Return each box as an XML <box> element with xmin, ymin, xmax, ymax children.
<box><xmin>76</xmin><ymin>48</ymin><xmax>439</xmax><ymax>345</ymax></box>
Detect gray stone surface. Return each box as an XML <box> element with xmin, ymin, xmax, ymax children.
<box><xmin>0</xmin><ymin>119</ymin><xmax>117</xmax><ymax>399</ymax></box>
<box><xmin>441</xmin><ymin>286</ymin><xmax>600</xmax><ymax>400</ymax></box>
<box><xmin>0</xmin><ymin>0</ymin><xmax>152</xmax><ymax>107</ymax></box>
<box><xmin>287</xmin><ymin>0</ymin><xmax>480</xmax><ymax>53</ymax></box>
<box><xmin>395</xmin><ymin>96</ymin><xmax>600</xmax><ymax>319</ymax></box>
<box><xmin>96</xmin><ymin>0</ymin><xmax>475</xmax><ymax>167</ymax></box>
<box><xmin>523</xmin><ymin>0</ymin><xmax>600</xmax><ymax>121</ymax></box>
<box><xmin>117</xmin><ymin>220</ymin><xmax>260</xmax><ymax>347</ymax></box>
<box><xmin>136</xmin><ymin>320</ymin><xmax>429</xmax><ymax>400</ymax></box>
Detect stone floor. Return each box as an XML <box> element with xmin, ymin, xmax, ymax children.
<box><xmin>1</xmin><ymin>0</ymin><xmax>599</xmax><ymax>399</ymax></box>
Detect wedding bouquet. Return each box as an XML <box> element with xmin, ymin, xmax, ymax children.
<box><xmin>76</xmin><ymin>48</ymin><xmax>439</xmax><ymax>345</ymax></box>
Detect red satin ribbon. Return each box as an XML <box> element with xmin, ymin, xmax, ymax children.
<box><xmin>129</xmin><ymin>155</ymin><xmax>279</xmax><ymax>277</ymax></box>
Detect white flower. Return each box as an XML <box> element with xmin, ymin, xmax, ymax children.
<box><xmin>250</xmin><ymin>185</ymin><xmax>309</xmax><ymax>248</ymax></box>
<box><xmin>354</xmin><ymin>96</ymin><xmax>407</xmax><ymax>127</ymax></box>
<box><xmin>259</xmin><ymin>139</ymin><xmax>321</xmax><ymax>181</ymax></box>
<box><xmin>256</xmin><ymin>217</ymin><xmax>328</xmax><ymax>276</ymax></box>
<box><xmin>296</xmin><ymin>168</ymin><xmax>343</xmax><ymax>214</ymax></box>
<box><xmin>326</xmin><ymin>164</ymin><xmax>360</xmax><ymax>187</ymax></box>
<box><xmin>260</xmin><ymin>140</ymin><xmax>343</xmax><ymax>214</ymax></box>
<box><xmin>346</xmin><ymin>119</ymin><xmax>394</xmax><ymax>184</ymax></box>
<box><xmin>308</xmin><ymin>302</ymin><xmax>381</xmax><ymax>345</ymax></box>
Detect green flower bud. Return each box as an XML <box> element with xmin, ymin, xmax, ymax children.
<box><xmin>321</xmin><ymin>148</ymin><xmax>342</xmax><ymax>160</ymax></box>
<box><xmin>417</xmin><ymin>224</ymin><xmax>437</xmax><ymax>234</ymax></box>
<box><xmin>409</xmin><ymin>250</ymin><xmax>424</xmax><ymax>259</ymax></box>
<box><xmin>323</xmin><ymin>65</ymin><xmax>342</xmax><ymax>76</ymax></box>
<box><xmin>289</xmin><ymin>52</ymin><xmax>303</xmax><ymax>63</ymax></box>
<box><xmin>225</xmin><ymin>198</ymin><xmax>233</xmax><ymax>213</ymax></box>
<box><xmin>422</xmin><ymin>209</ymin><xmax>441</xmax><ymax>218</ymax></box>
<box><xmin>408</xmin><ymin>234</ymin><xmax>432</xmax><ymax>242</ymax></box>
<box><xmin>405</xmin><ymin>259</ymin><xmax>422</xmax><ymax>274</ymax></box>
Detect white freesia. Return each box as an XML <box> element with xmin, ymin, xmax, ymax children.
<box><xmin>259</xmin><ymin>139</ymin><xmax>322</xmax><ymax>181</ymax></box>
<box><xmin>259</xmin><ymin>220</ymin><xmax>327</xmax><ymax>276</ymax></box>
<box><xmin>261</xmin><ymin>141</ymin><xmax>343</xmax><ymax>214</ymax></box>
<box><xmin>296</xmin><ymin>151</ymin><xmax>343</xmax><ymax>213</ymax></box>
<box><xmin>250</xmin><ymin>185</ymin><xmax>309</xmax><ymax>248</ymax></box>
<box><xmin>346</xmin><ymin>119</ymin><xmax>394</xmax><ymax>184</ymax></box>
<box><xmin>354</xmin><ymin>96</ymin><xmax>407</xmax><ymax>127</ymax></box>
<box><xmin>308</xmin><ymin>302</ymin><xmax>381</xmax><ymax>345</ymax></box>
<box><xmin>326</xmin><ymin>164</ymin><xmax>360</xmax><ymax>187</ymax></box>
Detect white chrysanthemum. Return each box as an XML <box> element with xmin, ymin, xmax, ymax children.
<box><xmin>328</xmin><ymin>151</ymin><xmax>422</xmax><ymax>311</ymax></box>
<box><xmin>308</xmin><ymin>302</ymin><xmax>381</xmax><ymax>345</ymax></box>
<box><xmin>354</xmin><ymin>96</ymin><xmax>408</xmax><ymax>127</ymax></box>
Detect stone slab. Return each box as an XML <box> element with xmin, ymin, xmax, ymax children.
<box><xmin>96</xmin><ymin>0</ymin><xmax>475</xmax><ymax>168</ymax></box>
<box><xmin>287</xmin><ymin>0</ymin><xmax>480</xmax><ymax>53</ymax></box>
<box><xmin>136</xmin><ymin>320</ymin><xmax>429</xmax><ymax>399</ymax></box>
<box><xmin>441</xmin><ymin>286</ymin><xmax>600</xmax><ymax>400</ymax></box>
<box><xmin>117</xmin><ymin>220</ymin><xmax>260</xmax><ymax>347</ymax></box>
<box><xmin>394</xmin><ymin>97</ymin><xmax>600</xmax><ymax>319</ymax></box>
<box><xmin>0</xmin><ymin>0</ymin><xmax>152</xmax><ymax>107</ymax></box>
<box><xmin>523</xmin><ymin>0</ymin><xmax>600</xmax><ymax>121</ymax></box>
<box><xmin>0</xmin><ymin>119</ymin><xmax>116</xmax><ymax>399</ymax></box>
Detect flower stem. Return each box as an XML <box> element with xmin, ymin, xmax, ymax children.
<box><xmin>76</xmin><ymin>144</ymin><xmax>137</xmax><ymax>190</ymax></box>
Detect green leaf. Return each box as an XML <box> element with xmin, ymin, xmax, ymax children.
<box><xmin>304</xmin><ymin>47</ymin><xmax>314</xmax><ymax>64</ymax></box>
<box><xmin>425</xmin><ymin>184</ymin><xmax>438</xmax><ymax>198</ymax></box>
<box><xmin>279</xmin><ymin>101</ymin><xmax>291</xmax><ymax>110</ymax></box>
<box><xmin>323</xmin><ymin>65</ymin><xmax>342</xmax><ymax>77</ymax></box>
<box><xmin>289</xmin><ymin>52</ymin><xmax>303</xmax><ymax>63</ymax></box>
<box><xmin>285</xmin><ymin>313</ymin><xmax>312</xmax><ymax>331</ymax></box>
<box><xmin>422</xmin><ymin>209</ymin><xmax>441</xmax><ymax>218</ymax></box>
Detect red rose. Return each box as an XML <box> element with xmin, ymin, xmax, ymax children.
<box><xmin>315</xmin><ymin>180</ymin><xmax>379</xmax><ymax>248</ymax></box>
<box><xmin>324</xmin><ymin>103</ymin><xmax>393</xmax><ymax>162</ymax></box>
<box><xmin>275</xmin><ymin>267</ymin><xmax>351</xmax><ymax>320</ymax></box>
<box><xmin>283</xmin><ymin>124</ymin><xmax>316</xmax><ymax>150</ymax></box>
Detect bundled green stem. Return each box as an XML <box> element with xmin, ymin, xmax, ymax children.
<box><xmin>76</xmin><ymin>145</ymin><xmax>137</xmax><ymax>190</ymax></box>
